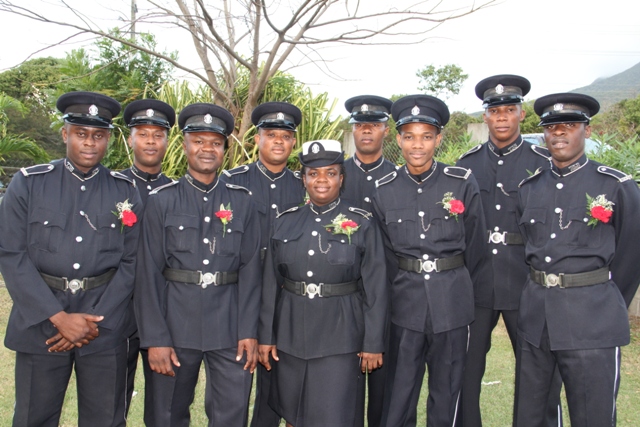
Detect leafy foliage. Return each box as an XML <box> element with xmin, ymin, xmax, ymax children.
<box><xmin>416</xmin><ymin>64</ymin><xmax>468</xmax><ymax>100</ymax></box>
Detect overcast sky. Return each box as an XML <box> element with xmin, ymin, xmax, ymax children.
<box><xmin>1</xmin><ymin>0</ymin><xmax>639</xmax><ymax>115</ymax></box>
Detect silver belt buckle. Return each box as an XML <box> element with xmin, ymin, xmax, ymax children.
<box><xmin>489</xmin><ymin>231</ymin><xmax>506</xmax><ymax>245</ymax></box>
<box><xmin>304</xmin><ymin>283</ymin><xmax>321</xmax><ymax>299</ymax></box>
<box><xmin>200</xmin><ymin>271</ymin><xmax>217</xmax><ymax>289</ymax></box>
<box><xmin>67</xmin><ymin>279</ymin><xmax>83</xmax><ymax>295</ymax></box>
<box><xmin>544</xmin><ymin>273</ymin><xmax>560</xmax><ymax>287</ymax></box>
<box><xmin>422</xmin><ymin>260</ymin><xmax>437</xmax><ymax>273</ymax></box>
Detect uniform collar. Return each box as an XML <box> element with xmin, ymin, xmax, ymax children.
<box><xmin>64</xmin><ymin>158</ymin><xmax>100</xmax><ymax>181</ymax></box>
<box><xmin>353</xmin><ymin>153</ymin><xmax>384</xmax><ymax>173</ymax></box>
<box><xmin>185</xmin><ymin>172</ymin><xmax>219</xmax><ymax>193</ymax></box>
<box><xmin>309</xmin><ymin>198</ymin><xmax>340</xmax><ymax>215</ymax></box>
<box><xmin>487</xmin><ymin>135</ymin><xmax>523</xmax><ymax>157</ymax></box>
<box><xmin>405</xmin><ymin>161</ymin><xmax>437</xmax><ymax>184</ymax></box>
<box><xmin>551</xmin><ymin>154</ymin><xmax>589</xmax><ymax>177</ymax></box>
<box><xmin>256</xmin><ymin>160</ymin><xmax>287</xmax><ymax>182</ymax></box>
<box><xmin>130</xmin><ymin>163</ymin><xmax>163</xmax><ymax>182</ymax></box>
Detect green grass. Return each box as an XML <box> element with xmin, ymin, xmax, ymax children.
<box><xmin>0</xmin><ymin>284</ymin><xmax>638</xmax><ymax>426</ymax></box>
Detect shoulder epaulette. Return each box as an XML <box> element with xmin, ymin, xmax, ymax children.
<box><xmin>443</xmin><ymin>166</ymin><xmax>471</xmax><ymax>180</ymax></box>
<box><xmin>348</xmin><ymin>206</ymin><xmax>372</xmax><ymax>220</ymax></box>
<box><xmin>531</xmin><ymin>144</ymin><xmax>551</xmax><ymax>159</ymax></box>
<box><xmin>225</xmin><ymin>183</ymin><xmax>252</xmax><ymax>194</ymax></box>
<box><xmin>149</xmin><ymin>180</ymin><xmax>179</xmax><ymax>195</ymax></box>
<box><xmin>458</xmin><ymin>144</ymin><xmax>483</xmax><ymax>160</ymax></box>
<box><xmin>596</xmin><ymin>165</ymin><xmax>632</xmax><ymax>182</ymax></box>
<box><xmin>20</xmin><ymin>163</ymin><xmax>55</xmax><ymax>177</ymax></box>
<box><xmin>110</xmin><ymin>170</ymin><xmax>136</xmax><ymax>187</ymax></box>
<box><xmin>276</xmin><ymin>205</ymin><xmax>299</xmax><ymax>218</ymax></box>
<box><xmin>222</xmin><ymin>165</ymin><xmax>250</xmax><ymax>177</ymax></box>
<box><xmin>375</xmin><ymin>171</ymin><xmax>397</xmax><ymax>188</ymax></box>
<box><xmin>518</xmin><ymin>167</ymin><xmax>544</xmax><ymax>187</ymax></box>
<box><xmin>292</xmin><ymin>170</ymin><xmax>301</xmax><ymax>179</ymax></box>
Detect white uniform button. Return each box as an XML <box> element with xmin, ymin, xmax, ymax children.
<box><xmin>147</xmin><ymin>185</ymin><xmax>152</xmax><ymax>190</ymax></box>
<box><xmin>79</xmin><ymin>210</ymin><xmax>85</xmax><ymax>216</ymax></box>
<box><xmin>555</xmin><ymin>207</ymin><xmax>561</xmax><ymax>214</ymax></box>
<box><xmin>76</xmin><ymin>236</ymin><xmax>83</xmax><ymax>243</ymax></box>
<box><xmin>583</xmin><ymin>218</ymin><xmax>589</xmax><ymax>223</ymax></box>
<box><xmin>367</xmin><ymin>176</ymin><xmax>373</xmax><ymax>181</ymax></box>
<box><xmin>556</xmin><ymin>183</ymin><xmax>563</xmax><ymax>189</ymax></box>
<box><xmin>364</xmin><ymin>197</ymin><xmax>370</xmax><ymax>203</ymax></box>
<box><xmin>422</xmin><ymin>254</ymin><xmax>429</xmax><ymax>260</ymax></box>
<box><xmin>530</xmin><ymin>219</ymin><xmax>535</xmax><ymax>224</ymax></box>
<box><xmin>496</xmin><ymin>205</ymin><xmax>501</xmax><ymax>210</ymax></box>
<box><xmin>492</xmin><ymin>249</ymin><xmax>498</xmax><ymax>255</ymax></box>
<box><xmin>203</xmin><ymin>259</ymin><xmax>210</xmax><ymax>265</ymax></box>
<box><xmin>424</xmin><ymin>274</ymin><xmax>431</xmax><ymax>280</ymax></box>
<box><xmin>73</xmin><ymin>263</ymin><xmax>80</xmax><ymax>270</ymax></box>
<box><xmin>418</xmin><ymin>211</ymin><xmax>425</xmax><ymax>217</ymax></box>
<box><xmin>272</xmin><ymin>204</ymin><xmax>277</xmax><ymax>209</ymax></box>
<box><xmin>312</xmin><ymin>231</ymin><xmax>318</xmax><ymax>236</ymax></box>
<box><xmin>545</xmin><ymin>256</ymin><xmax>551</xmax><ymax>263</ymax></box>
<box><xmin>397</xmin><ymin>219</ymin><xmax>402</xmax><ymax>223</ymax></box>
<box><xmin>498</xmin><ymin>160</ymin><xmax>504</xmax><ymax>165</ymax></box>
<box><xmin>80</xmin><ymin>185</ymin><xmax>86</xmax><ymax>191</ymax></box>
<box><xmin>444</xmin><ymin>168</ymin><xmax>449</xmax><ymax>173</ymax></box>
<box><xmin>308</xmin><ymin>250</ymin><xmax>315</xmax><ymax>256</ymax></box>
<box><xmin>204</xmin><ymin>197</ymin><xmax>208</xmax><ymax>202</ymax></box>
<box><xmin>111</xmin><ymin>224</ymin><xmax>116</xmax><ymax>228</ymax></box>
<box><xmin>497</xmin><ymin>183</ymin><xmax>503</xmax><ymax>188</ymax></box>
<box><xmin>315</xmin><ymin>218</ymin><xmax>321</xmax><ymax>222</ymax></box>
<box><xmin>494</xmin><ymin>226</ymin><xmax>500</xmax><ymax>232</ymax></box>
<box><xmin>283</xmin><ymin>239</ymin><xmax>288</xmax><ymax>243</ymax></box>
<box><xmin>203</xmin><ymin>238</ymin><xmax>209</xmax><ymax>244</ymax></box>
<box><xmin>227</xmin><ymin>229</ymin><xmax>232</xmax><ymax>233</ymax></box>
<box><xmin>43</xmin><ymin>221</ymin><xmax>49</xmax><ymax>225</ymax></box>
<box><xmin>417</xmin><ymin>188</ymin><xmax>423</xmax><ymax>194</ymax></box>
<box><xmin>271</xmin><ymin>184</ymin><xmax>276</xmax><ymax>189</ymax></box>
<box><xmin>550</xmin><ymin>233</ymin><xmax>556</xmax><ymax>239</ymax></box>
<box><xmin>204</xmin><ymin>216</ymin><xmax>211</xmax><ymax>222</ymax></box>
<box><xmin>179</xmin><ymin>225</ymin><xmax>184</xmax><ymax>230</ymax></box>
<box><xmin>420</xmin><ymin>234</ymin><xmax>425</xmax><ymax>239</ymax></box>
<box><xmin>307</xmin><ymin>271</ymin><xmax>313</xmax><ymax>277</ymax></box>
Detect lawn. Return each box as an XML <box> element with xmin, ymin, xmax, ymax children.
<box><xmin>0</xmin><ymin>285</ymin><xmax>638</xmax><ymax>426</ymax></box>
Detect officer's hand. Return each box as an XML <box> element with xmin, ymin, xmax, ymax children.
<box><xmin>148</xmin><ymin>347</ymin><xmax>180</xmax><ymax>377</ymax></box>
<box><xmin>236</xmin><ymin>338</ymin><xmax>258</xmax><ymax>373</ymax></box>
<box><xmin>45</xmin><ymin>335</ymin><xmax>76</xmax><ymax>352</ymax></box>
<box><xmin>258</xmin><ymin>345</ymin><xmax>279</xmax><ymax>371</ymax></box>
<box><xmin>358</xmin><ymin>352</ymin><xmax>383</xmax><ymax>373</ymax></box>
<box><xmin>49</xmin><ymin>311</ymin><xmax>102</xmax><ymax>345</ymax></box>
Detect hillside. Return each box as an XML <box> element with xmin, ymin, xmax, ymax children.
<box><xmin>570</xmin><ymin>61</ymin><xmax>640</xmax><ymax>109</ymax></box>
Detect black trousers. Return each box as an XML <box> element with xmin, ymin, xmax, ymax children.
<box><xmin>457</xmin><ymin>305</ymin><xmax>563</xmax><ymax>427</ymax></box>
<box><xmin>125</xmin><ymin>335</ymin><xmax>140</xmax><ymax>414</ymax></box>
<box><xmin>382</xmin><ymin>323</ymin><xmax>469</xmax><ymax>427</ymax></box>
<box><xmin>514</xmin><ymin>329</ymin><xmax>620</xmax><ymax>427</ymax></box>
<box><xmin>249</xmin><ymin>364</ymin><xmax>281</xmax><ymax>427</ymax></box>
<box><xmin>148</xmin><ymin>346</ymin><xmax>252</xmax><ymax>427</ymax></box>
<box><xmin>13</xmin><ymin>341</ymin><xmax>128</xmax><ymax>427</ymax></box>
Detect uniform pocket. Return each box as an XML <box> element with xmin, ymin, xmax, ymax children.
<box><xmin>215</xmin><ymin>216</ymin><xmax>245</xmax><ymax>256</ymax></box>
<box><xmin>326</xmin><ymin>234</ymin><xmax>357</xmax><ymax>265</ymax></box>
<box><xmin>272</xmin><ymin>228</ymin><xmax>304</xmax><ymax>265</ymax></box>
<box><xmin>166</xmin><ymin>214</ymin><xmax>199</xmax><ymax>253</ymax></box>
<box><xmin>519</xmin><ymin>208</ymin><xmax>547</xmax><ymax>247</ymax></box>
<box><xmin>28</xmin><ymin>207</ymin><xmax>67</xmax><ymax>252</ymax></box>
<box><xmin>385</xmin><ymin>208</ymin><xmax>417</xmax><ymax>250</ymax></box>
<box><xmin>97</xmin><ymin>213</ymin><xmax>124</xmax><ymax>253</ymax></box>
<box><xmin>428</xmin><ymin>206</ymin><xmax>464</xmax><ymax>244</ymax></box>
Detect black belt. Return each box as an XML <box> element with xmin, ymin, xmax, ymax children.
<box><xmin>530</xmin><ymin>266</ymin><xmax>610</xmax><ymax>288</ymax></box>
<box><xmin>40</xmin><ymin>269</ymin><xmax>116</xmax><ymax>294</ymax></box>
<box><xmin>398</xmin><ymin>253</ymin><xmax>464</xmax><ymax>274</ymax></box>
<box><xmin>283</xmin><ymin>278</ymin><xmax>359</xmax><ymax>299</ymax></box>
<box><xmin>163</xmin><ymin>268</ymin><xmax>238</xmax><ymax>289</ymax></box>
<box><xmin>487</xmin><ymin>230</ymin><xmax>523</xmax><ymax>245</ymax></box>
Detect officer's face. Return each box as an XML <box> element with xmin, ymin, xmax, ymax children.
<box><xmin>62</xmin><ymin>124</ymin><xmax>110</xmax><ymax>173</ymax></box>
<box><xmin>352</xmin><ymin>122</ymin><xmax>389</xmax><ymax>157</ymax></box>
<box><xmin>543</xmin><ymin>122</ymin><xmax>591</xmax><ymax>169</ymax></box>
<box><xmin>182</xmin><ymin>131</ymin><xmax>225</xmax><ymax>184</ymax></box>
<box><xmin>302</xmin><ymin>165</ymin><xmax>344</xmax><ymax>206</ymax></box>
<box><xmin>128</xmin><ymin>125</ymin><xmax>168</xmax><ymax>172</ymax></box>
<box><xmin>255</xmin><ymin>128</ymin><xmax>296</xmax><ymax>170</ymax></box>
<box><xmin>483</xmin><ymin>104</ymin><xmax>525</xmax><ymax>147</ymax></box>
<box><xmin>396</xmin><ymin>122</ymin><xmax>442</xmax><ymax>175</ymax></box>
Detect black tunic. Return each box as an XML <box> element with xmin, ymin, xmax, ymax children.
<box><xmin>259</xmin><ymin>199</ymin><xmax>388</xmax><ymax>359</ymax></box>
<box><xmin>371</xmin><ymin>162</ymin><xmax>488</xmax><ymax>334</ymax></box>
<box><xmin>342</xmin><ymin>155</ymin><xmax>398</xmax><ymax>209</ymax></box>
<box><xmin>0</xmin><ymin>158</ymin><xmax>142</xmax><ymax>355</ymax></box>
<box><xmin>121</xmin><ymin>164</ymin><xmax>173</xmax><ymax>206</ymax></box>
<box><xmin>517</xmin><ymin>155</ymin><xmax>640</xmax><ymax>350</ymax></box>
<box><xmin>134</xmin><ymin>174</ymin><xmax>262</xmax><ymax>351</ymax></box>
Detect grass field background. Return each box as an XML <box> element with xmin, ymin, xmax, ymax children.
<box><xmin>0</xmin><ymin>285</ymin><xmax>638</xmax><ymax>426</ymax></box>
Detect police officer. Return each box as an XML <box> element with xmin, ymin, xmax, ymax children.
<box><xmin>134</xmin><ymin>103</ymin><xmax>262</xmax><ymax>426</ymax></box>
<box><xmin>371</xmin><ymin>95</ymin><xmax>488</xmax><ymax>427</ymax></box>
<box><xmin>0</xmin><ymin>91</ymin><xmax>142</xmax><ymax>426</ymax></box>
<box><xmin>456</xmin><ymin>75</ymin><xmax>562</xmax><ymax>427</ymax></box>
<box><xmin>514</xmin><ymin>93</ymin><xmax>640</xmax><ymax>426</ymax></box>
<box><xmin>121</xmin><ymin>98</ymin><xmax>176</xmax><ymax>421</ymax></box>
<box><xmin>221</xmin><ymin>101</ymin><xmax>305</xmax><ymax>427</ymax></box>
<box><xmin>259</xmin><ymin>139</ymin><xmax>388</xmax><ymax>427</ymax></box>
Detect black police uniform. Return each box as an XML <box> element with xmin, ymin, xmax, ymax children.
<box><xmin>259</xmin><ymin>140</ymin><xmax>388</xmax><ymax>427</ymax></box>
<box><xmin>121</xmin><ymin>98</ymin><xmax>176</xmax><ymax>419</ymax></box>
<box><xmin>372</xmin><ymin>95</ymin><xmax>488</xmax><ymax>427</ymax></box>
<box><xmin>513</xmin><ymin>94</ymin><xmax>640</xmax><ymax>427</ymax></box>
<box><xmin>221</xmin><ymin>101</ymin><xmax>305</xmax><ymax>427</ymax></box>
<box><xmin>455</xmin><ymin>75</ymin><xmax>562</xmax><ymax>427</ymax></box>
<box><xmin>134</xmin><ymin>104</ymin><xmax>262</xmax><ymax>427</ymax></box>
<box><xmin>343</xmin><ymin>94</ymin><xmax>399</xmax><ymax>427</ymax></box>
<box><xmin>0</xmin><ymin>92</ymin><xmax>142</xmax><ymax>427</ymax></box>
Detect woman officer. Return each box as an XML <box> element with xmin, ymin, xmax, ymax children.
<box><xmin>258</xmin><ymin>139</ymin><xmax>388</xmax><ymax>427</ymax></box>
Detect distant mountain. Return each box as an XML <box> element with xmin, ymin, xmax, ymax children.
<box><xmin>570</xmin><ymin>61</ymin><xmax>640</xmax><ymax>109</ymax></box>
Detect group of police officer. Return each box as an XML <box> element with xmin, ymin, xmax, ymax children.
<box><xmin>0</xmin><ymin>72</ymin><xmax>638</xmax><ymax>427</ymax></box>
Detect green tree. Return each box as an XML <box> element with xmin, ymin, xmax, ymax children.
<box><xmin>520</xmin><ymin>101</ymin><xmax>541</xmax><ymax>135</ymax></box>
<box><xmin>416</xmin><ymin>64</ymin><xmax>469</xmax><ymax>100</ymax></box>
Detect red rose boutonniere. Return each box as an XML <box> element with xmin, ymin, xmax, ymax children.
<box><xmin>324</xmin><ymin>213</ymin><xmax>360</xmax><ymax>244</ymax></box>
<box><xmin>438</xmin><ymin>192</ymin><xmax>465</xmax><ymax>221</ymax></box>
<box><xmin>586</xmin><ymin>193</ymin><xmax>614</xmax><ymax>228</ymax></box>
<box><xmin>215</xmin><ymin>203</ymin><xmax>233</xmax><ymax>237</ymax></box>
<box><xmin>113</xmin><ymin>199</ymin><xmax>137</xmax><ymax>232</ymax></box>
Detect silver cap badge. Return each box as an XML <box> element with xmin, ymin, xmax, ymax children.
<box><xmin>276</xmin><ymin>112</ymin><xmax>284</xmax><ymax>120</ymax></box>
<box><xmin>495</xmin><ymin>84</ymin><xmax>504</xmax><ymax>94</ymax></box>
<box><xmin>554</xmin><ymin>103</ymin><xmax>563</xmax><ymax>111</ymax></box>
<box><xmin>204</xmin><ymin>114</ymin><xmax>213</xmax><ymax>124</ymax></box>
<box><xmin>146</xmin><ymin>109</ymin><xmax>155</xmax><ymax>117</ymax></box>
<box><xmin>411</xmin><ymin>106</ymin><xmax>420</xmax><ymax>116</ymax></box>
<box><xmin>361</xmin><ymin>104</ymin><xmax>369</xmax><ymax>112</ymax></box>
<box><xmin>88</xmin><ymin>105</ymin><xmax>99</xmax><ymax>116</ymax></box>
